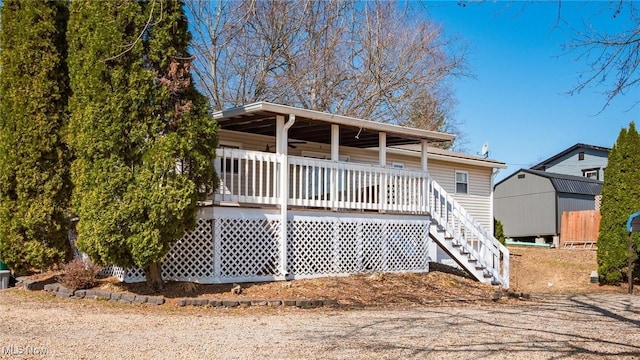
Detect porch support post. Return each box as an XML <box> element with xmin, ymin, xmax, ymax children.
<box><xmin>421</xmin><ymin>139</ymin><xmax>428</xmax><ymax>173</ymax></box>
<box><xmin>379</xmin><ymin>132</ymin><xmax>387</xmax><ymax>212</ymax></box>
<box><xmin>276</xmin><ymin>114</ymin><xmax>295</xmax><ymax>276</ymax></box>
<box><xmin>421</xmin><ymin>139</ymin><xmax>429</xmax><ymax>214</ymax></box>
<box><xmin>331</xmin><ymin>124</ymin><xmax>339</xmax><ymax>210</ymax></box>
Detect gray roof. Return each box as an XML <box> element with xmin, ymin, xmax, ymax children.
<box><xmin>522</xmin><ymin>169</ymin><xmax>603</xmax><ymax>195</ymax></box>
<box><xmin>530</xmin><ymin>143</ymin><xmax>610</xmax><ymax>170</ymax></box>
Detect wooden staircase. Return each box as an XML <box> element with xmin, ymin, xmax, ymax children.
<box><xmin>427</xmin><ymin>177</ymin><xmax>510</xmax><ymax>288</ymax></box>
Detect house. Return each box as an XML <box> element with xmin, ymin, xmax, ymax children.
<box><xmin>107</xmin><ymin>102</ymin><xmax>510</xmax><ymax>288</ymax></box>
<box><xmin>494</xmin><ymin>169</ymin><xmax>603</xmax><ymax>244</ymax></box>
<box><xmin>530</xmin><ymin>143</ymin><xmax>610</xmax><ymax>180</ymax></box>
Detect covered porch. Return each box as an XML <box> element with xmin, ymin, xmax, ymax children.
<box><xmin>108</xmin><ymin>103</ymin><xmax>509</xmax><ymax>288</ymax></box>
<box><xmin>211</xmin><ymin>102</ymin><xmax>455</xmax><ymax>214</ymax></box>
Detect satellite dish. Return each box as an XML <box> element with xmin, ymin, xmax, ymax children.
<box><xmin>477</xmin><ymin>142</ymin><xmax>489</xmax><ymax>158</ymax></box>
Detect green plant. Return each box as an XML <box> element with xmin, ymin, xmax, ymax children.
<box><xmin>597</xmin><ymin>122</ymin><xmax>640</xmax><ymax>283</ymax></box>
<box><xmin>67</xmin><ymin>0</ymin><xmax>217</xmax><ymax>292</ymax></box>
<box><xmin>494</xmin><ymin>218</ymin><xmax>506</xmax><ymax>246</ymax></box>
<box><xmin>0</xmin><ymin>0</ymin><xmax>72</xmax><ymax>274</ymax></box>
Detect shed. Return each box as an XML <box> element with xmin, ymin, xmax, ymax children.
<box><xmin>494</xmin><ymin>169</ymin><xmax>602</xmax><ymax>241</ymax></box>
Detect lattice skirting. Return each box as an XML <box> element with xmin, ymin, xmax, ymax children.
<box><xmin>115</xmin><ymin>207</ymin><xmax>436</xmax><ymax>284</ymax></box>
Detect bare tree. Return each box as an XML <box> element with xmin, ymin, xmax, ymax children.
<box><xmin>187</xmin><ymin>0</ymin><xmax>468</xmax><ymax>135</ymax></box>
<box><xmin>562</xmin><ymin>1</ymin><xmax>640</xmax><ymax>110</ymax></box>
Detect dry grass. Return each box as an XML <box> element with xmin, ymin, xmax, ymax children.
<box><xmin>508</xmin><ymin>245</ymin><xmax>628</xmax><ymax>294</ymax></box>
<box><xmin>19</xmin><ymin>245</ymin><xmax>633</xmax><ymax>308</ymax></box>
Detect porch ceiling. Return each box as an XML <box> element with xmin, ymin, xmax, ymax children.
<box><xmin>214</xmin><ymin>102</ymin><xmax>455</xmax><ymax>148</ymax></box>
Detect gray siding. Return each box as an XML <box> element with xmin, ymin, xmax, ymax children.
<box><xmin>494</xmin><ymin>171</ymin><xmax>557</xmax><ymax>237</ymax></box>
<box><xmin>556</xmin><ymin>193</ymin><xmax>597</xmax><ymax>233</ymax></box>
<box><xmin>543</xmin><ymin>148</ymin><xmax>608</xmax><ymax>180</ymax></box>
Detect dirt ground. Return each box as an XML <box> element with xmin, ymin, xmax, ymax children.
<box><xmin>54</xmin><ymin>245</ymin><xmax>640</xmax><ymax>306</ymax></box>
<box><xmin>508</xmin><ymin>245</ymin><xmax>632</xmax><ymax>294</ymax></box>
<box><xmin>16</xmin><ymin>245</ymin><xmax>634</xmax><ymax>307</ymax></box>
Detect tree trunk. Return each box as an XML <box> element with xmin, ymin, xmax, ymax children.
<box><xmin>145</xmin><ymin>262</ymin><xmax>163</xmax><ymax>294</ymax></box>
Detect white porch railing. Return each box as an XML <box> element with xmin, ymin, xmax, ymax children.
<box><xmin>215</xmin><ymin>148</ymin><xmax>282</xmax><ymax>205</ymax></box>
<box><xmin>214</xmin><ymin>148</ymin><xmax>509</xmax><ymax>287</ymax></box>
<box><xmin>428</xmin><ymin>178</ymin><xmax>510</xmax><ymax>288</ymax></box>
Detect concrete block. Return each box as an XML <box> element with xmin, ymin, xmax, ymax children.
<box><xmin>221</xmin><ymin>300</ymin><xmax>239</xmax><ymax>307</ymax></box>
<box><xmin>120</xmin><ymin>294</ymin><xmax>136</xmax><ymax>303</ymax></box>
<box><xmin>43</xmin><ymin>283</ymin><xmax>59</xmax><ymax>292</ymax></box>
<box><xmin>147</xmin><ymin>296</ymin><xmax>165</xmax><ymax>305</ymax></box>
<box><xmin>322</xmin><ymin>299</ymin><xmax>339</xmax><ymax>307</ymax></box>
<box><xmin>208</xmin><ymin>299</ymin><xmax>223</xmax><ymax>307</ymax></box>
<box><xmin>282</xmin><ymin>300</ymin><xmax>296</xmax><ymax>306</ymax></box>
<box><xmin>251</xmin><ymin>300</ymin><xmax>268</xmax><ymax>306</ymax></box>
<box><xmin>192</xmin><ymin>299</ymin><xmax>209</xmax><ymax>307</ymax></box>
<box><xmin>295</xmin><ymin>300</ymin><xmax>313</xmax><ymax>308</ymax></box>
<box><xmin>92</xmin><ymin>290</ymin><xmax>111</xmax><ymax>300</ymax></box>
<box><xmin>74</xmin><ymin>290</ymin><xmax>87</xmax><ymax>299</ymax></box>
<box><xmin>133</xmin><ymin>295</ymin><xmax>148</xmax><ymax>304</ymax></box>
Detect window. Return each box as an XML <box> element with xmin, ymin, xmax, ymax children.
<box><xmin>455</xmin><ymin>171</ymin><xmax>468</xmax><ymax>194</ymax></box>
<box><xmin>582</xmin><ymin>168</ymin><xmax>599</xmax><ymax>180</ymax></box>
<box><xmin>517</xmin><ymin>174</ymin><xmax>525</xmax><ymax>179</ymax></box>
<box><xmin>578</xmin><ymin>152</ymin><xmax>585</xmax><ymax>161</ymax></box>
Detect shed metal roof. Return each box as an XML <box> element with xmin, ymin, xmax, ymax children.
<box><xmin>495</xmin><ymin>168</ymin><xmax>603</xmax><ymax>196</ymax></box>
<box><xmin>523</xmin><ymin>169</ymin><xmax>602</xmax><ymax>195</ymax></box>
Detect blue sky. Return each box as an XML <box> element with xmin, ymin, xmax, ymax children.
<box><xmin>424</xmin><ymin>1</ymin><xmax>639</xmax><ymax>182</ymax></box>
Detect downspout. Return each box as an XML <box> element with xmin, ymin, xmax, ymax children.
<box><xmin>490</xmin><ymin>168</ymin><xmax>500</xmax><ymax>234</ymax></box>
<box><xmin>278</xmin><ymin>114</ymin><xmax>296</xmax><ymax>276</ymax></box>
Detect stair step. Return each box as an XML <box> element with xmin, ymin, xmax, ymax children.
<box><xmin>430</xmin><ymin>218</ymin><xmax>439</xmax><ymax>225</ymax></box>
<box><xmin>452</xmin><ymin>243</ymin><xmax>461</xmax><ymax>248</ymax></box>
<box><xmin>491</xmin><ymin>280</ymin><xmax>502</xmax><ymax>286</ymax></box>
<box><xmin>460</xmin><ymin>249</ymin><xmax>469</xmax><ymax>255</ymax></box>
<box><xmin>436</xmin><ymin>226</ymin><xmax>446</xmax><ymax>233</ymax></box>
<box><xmin>475</xmin><ymin>265</ymin><xmax>486</xmax><ymax>270</ymax></box>
<box><xmin>483</xmin><ymin>272</ymin><xmax>493</xmax><ymax>278</ymax></box>
<box><xmin>444</xmin><ymin>236</ymin><xmax>454</xmax><ymax>240</ymax></box>
<box><xmin>467</xmin><ymin>258</ymin><xmax>477</xmax><ymax>263</ymax></box>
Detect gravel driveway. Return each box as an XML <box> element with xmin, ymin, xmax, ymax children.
<box><xmin>1</xmin><ymin>291</ymin><xmax>639</xmax><ymax>359</ymax></box>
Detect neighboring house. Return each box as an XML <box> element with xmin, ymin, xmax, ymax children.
<box><xmin>107</xmin><ymin>102</ymin><xmax>509</xmax><ymax>288</ymax></box>
<box><xmin>494</xmin><ymin>169</ymin><xmax>603</xmax><ymax>243</ymax></box>
<box><xmin>530</xmin><ymin>143</ymin><xmax>610</xmax><ymax>180</ymax></box>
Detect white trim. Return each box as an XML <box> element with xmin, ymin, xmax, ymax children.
<box><xmin>213</xmin><ymin>101</ymin><xmax>455</xmax><ymax>143</ymax></box>
<box><xmin>301</xmin><ymin>151</ymin><xmax>349</xmax><ymax>162</ymax></box>
<box><xmin>219</xmin><ymin>140</ymin><xmax>243</xmax><ymax>149</ymax></box>
<box><xmin>455</xmin><ymin>170</ymin><xmax>469</xmax><ymax>195</ymax></box>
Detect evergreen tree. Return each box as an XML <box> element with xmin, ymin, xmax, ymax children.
<box><xmin>494</xmin><ymin>218</ymin><xmax>506</xmax><ymax>246</ymax></box>
<box><xmin>67</xmin><ymin>0</ymin><xmax>217</xmax><ymax>292</ymax></box>
<box><xmin>597</xmin><ymin>122</ymin><xmax>640</xmax><ymax>283</ymax></box>
<box><xmin>0</xmin><ymin>0</ymin><xmax>72</xmax><ymax>273</ymax></box>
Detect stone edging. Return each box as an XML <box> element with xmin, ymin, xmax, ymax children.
<box><xmin>43</xmin><ymin>283</ymin><xmax>165</xmax><ymax>305</ymax></box>
<box><xmin>176</xmin><ymin>298</ymin><xmax>339</xmax><ymax>309</ymax></box>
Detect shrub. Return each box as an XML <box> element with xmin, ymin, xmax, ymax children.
<box><xmin>57</xmin><ymin>258</ymin><xmax>101</xmax><ymax>290</ymax></box>
<box><xmin>494</xmin><ymin>218</ymin><xmax>506</xmax><ymax>246</ymax></box>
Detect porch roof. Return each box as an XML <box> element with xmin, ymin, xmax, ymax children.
<box><xmin>212</xmin><ymin>102</ymin><xmax>455</xmax><ymax>148</ymax></box>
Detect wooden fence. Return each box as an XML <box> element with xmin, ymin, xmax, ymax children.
<box><xmin>560</xmin><ymin>210</ymin><xmax>601</xmax><ymax>248</ymax></box>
